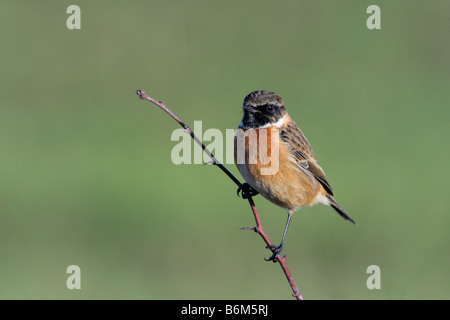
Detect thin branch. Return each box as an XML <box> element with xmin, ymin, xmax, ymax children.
<box><xmin>245</xmin><ymin>197</ymin><xmax>303</xmax><ymax>300</ymax></box>
<box><xmin>136</xmin><ymin>89</ymin><xmax>303</xmax><ymax>300</ymax></box>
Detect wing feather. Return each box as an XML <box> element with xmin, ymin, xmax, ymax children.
<box><xmin>280</xmin><ymin>122</ymin><xmax>334</xmax><ymax>195</ymax></box>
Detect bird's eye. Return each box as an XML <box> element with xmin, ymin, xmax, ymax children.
<box><xmin>266</xmin><ymin>105</ymin><xmax>274</xmax><ymax>113</ymax></box>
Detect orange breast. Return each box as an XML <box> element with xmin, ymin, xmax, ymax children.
<box><xmin>234</xmin><ymin>125</ymin><xmax>323</xmax><ymax>210</ymax></box>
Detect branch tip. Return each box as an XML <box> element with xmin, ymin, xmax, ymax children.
<box><xmin>136</xmin><ymin>89</ymin><xmax>148</xmax><ymax>100</ymax></box>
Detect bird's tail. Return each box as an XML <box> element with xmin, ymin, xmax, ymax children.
<box><xmin>327</xmin><ymin>196</ymin><xmax>356</xmax><ymax>225</ymax></box>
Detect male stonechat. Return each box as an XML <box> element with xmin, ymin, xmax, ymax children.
<box><xmin>234</xmin><ymin>90</ymin><xmax>355</xmax><ymax>262</ymax></box>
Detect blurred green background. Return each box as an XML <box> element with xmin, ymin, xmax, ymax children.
<box><xmin>0</xmin><ymin>1</ymin><xmax>449</xmax><ymax>299</ymax></box>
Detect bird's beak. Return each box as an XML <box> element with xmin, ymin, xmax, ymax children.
<box><xmin>242</xmin><ymin>105</ymin><xmax>259</xmax><ymax>113</ymax></box>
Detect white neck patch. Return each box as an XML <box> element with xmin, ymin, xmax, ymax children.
<box><xmin>258</xmin><ymin>115</ymin><xmax>288</xmax><ymax>129</ymax></box>
<box><xmin>239</xmin><ymin>114</ymin><xmax>288</xmax><ymax>130</ymax></box>
<box><xmin>239</xmin><ymin>115</ymin><xmax>288</xmax><ymax>129</ymax></box>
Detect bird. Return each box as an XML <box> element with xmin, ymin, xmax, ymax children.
<box><xmin>234</xmin><ymin>90</ymin><xmax>355</xmax><ymax>262</ymax></box>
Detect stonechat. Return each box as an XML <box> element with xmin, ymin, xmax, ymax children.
<box><xmin>234</xmin><ymin>90</ymin><xmax>355</xmax><ymax>261</ymax></box>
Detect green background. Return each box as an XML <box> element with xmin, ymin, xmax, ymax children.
<box><xmin>1</xmin><ymin>1</ymin><xmax>449</xmax><ymax>299</ymax></box>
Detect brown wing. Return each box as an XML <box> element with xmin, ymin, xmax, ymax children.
<box><xmin>280</xmin><ymin>121</ymin><xmax>334</xmax><ymax>196</ymax></box>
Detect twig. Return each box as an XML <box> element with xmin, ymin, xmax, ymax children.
<box><xmin>245</xmin><ymin>197</ymin><xmax>303</xmax><ymax>300</ymax></box>
<box><xmin>136</xmin><ymin>90</ymin><xmax>303</xmax><ymax>300</ymax></box>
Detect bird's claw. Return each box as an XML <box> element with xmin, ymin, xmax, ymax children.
<box><xmin>237</xmin><ymin>183</ymin><xmax>259</xmax><ymax>199</ymax></box>
<box><xmin>264</xmin><ymin>244</ymin><xmax>283</xmax><ymax>263</ymax></box>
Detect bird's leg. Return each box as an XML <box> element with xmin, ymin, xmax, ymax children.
<box><xmin>265</xmin><ymin>210</ymin><xmax>293</xmax><ymax>263</ymax></box>
<box><xmin>236</xmin><ymin>183</ymin><xmax>259</xmax><ymax>199</ymax></box>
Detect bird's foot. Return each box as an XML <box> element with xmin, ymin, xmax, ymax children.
<box><xmin>236</xmin><ymin>183</ymin><xmax>259</xmax><ymax>199</ymax></box>
<box><xmin>264</xmin><ymin>243</ymin><xmax>284</xmax><ymax>263</ymax></box>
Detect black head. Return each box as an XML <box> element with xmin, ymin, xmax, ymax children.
<box><xmin>240</xmin><ymin>90</ymin><xmax>287</xmax><ymax>129</ymax></box>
